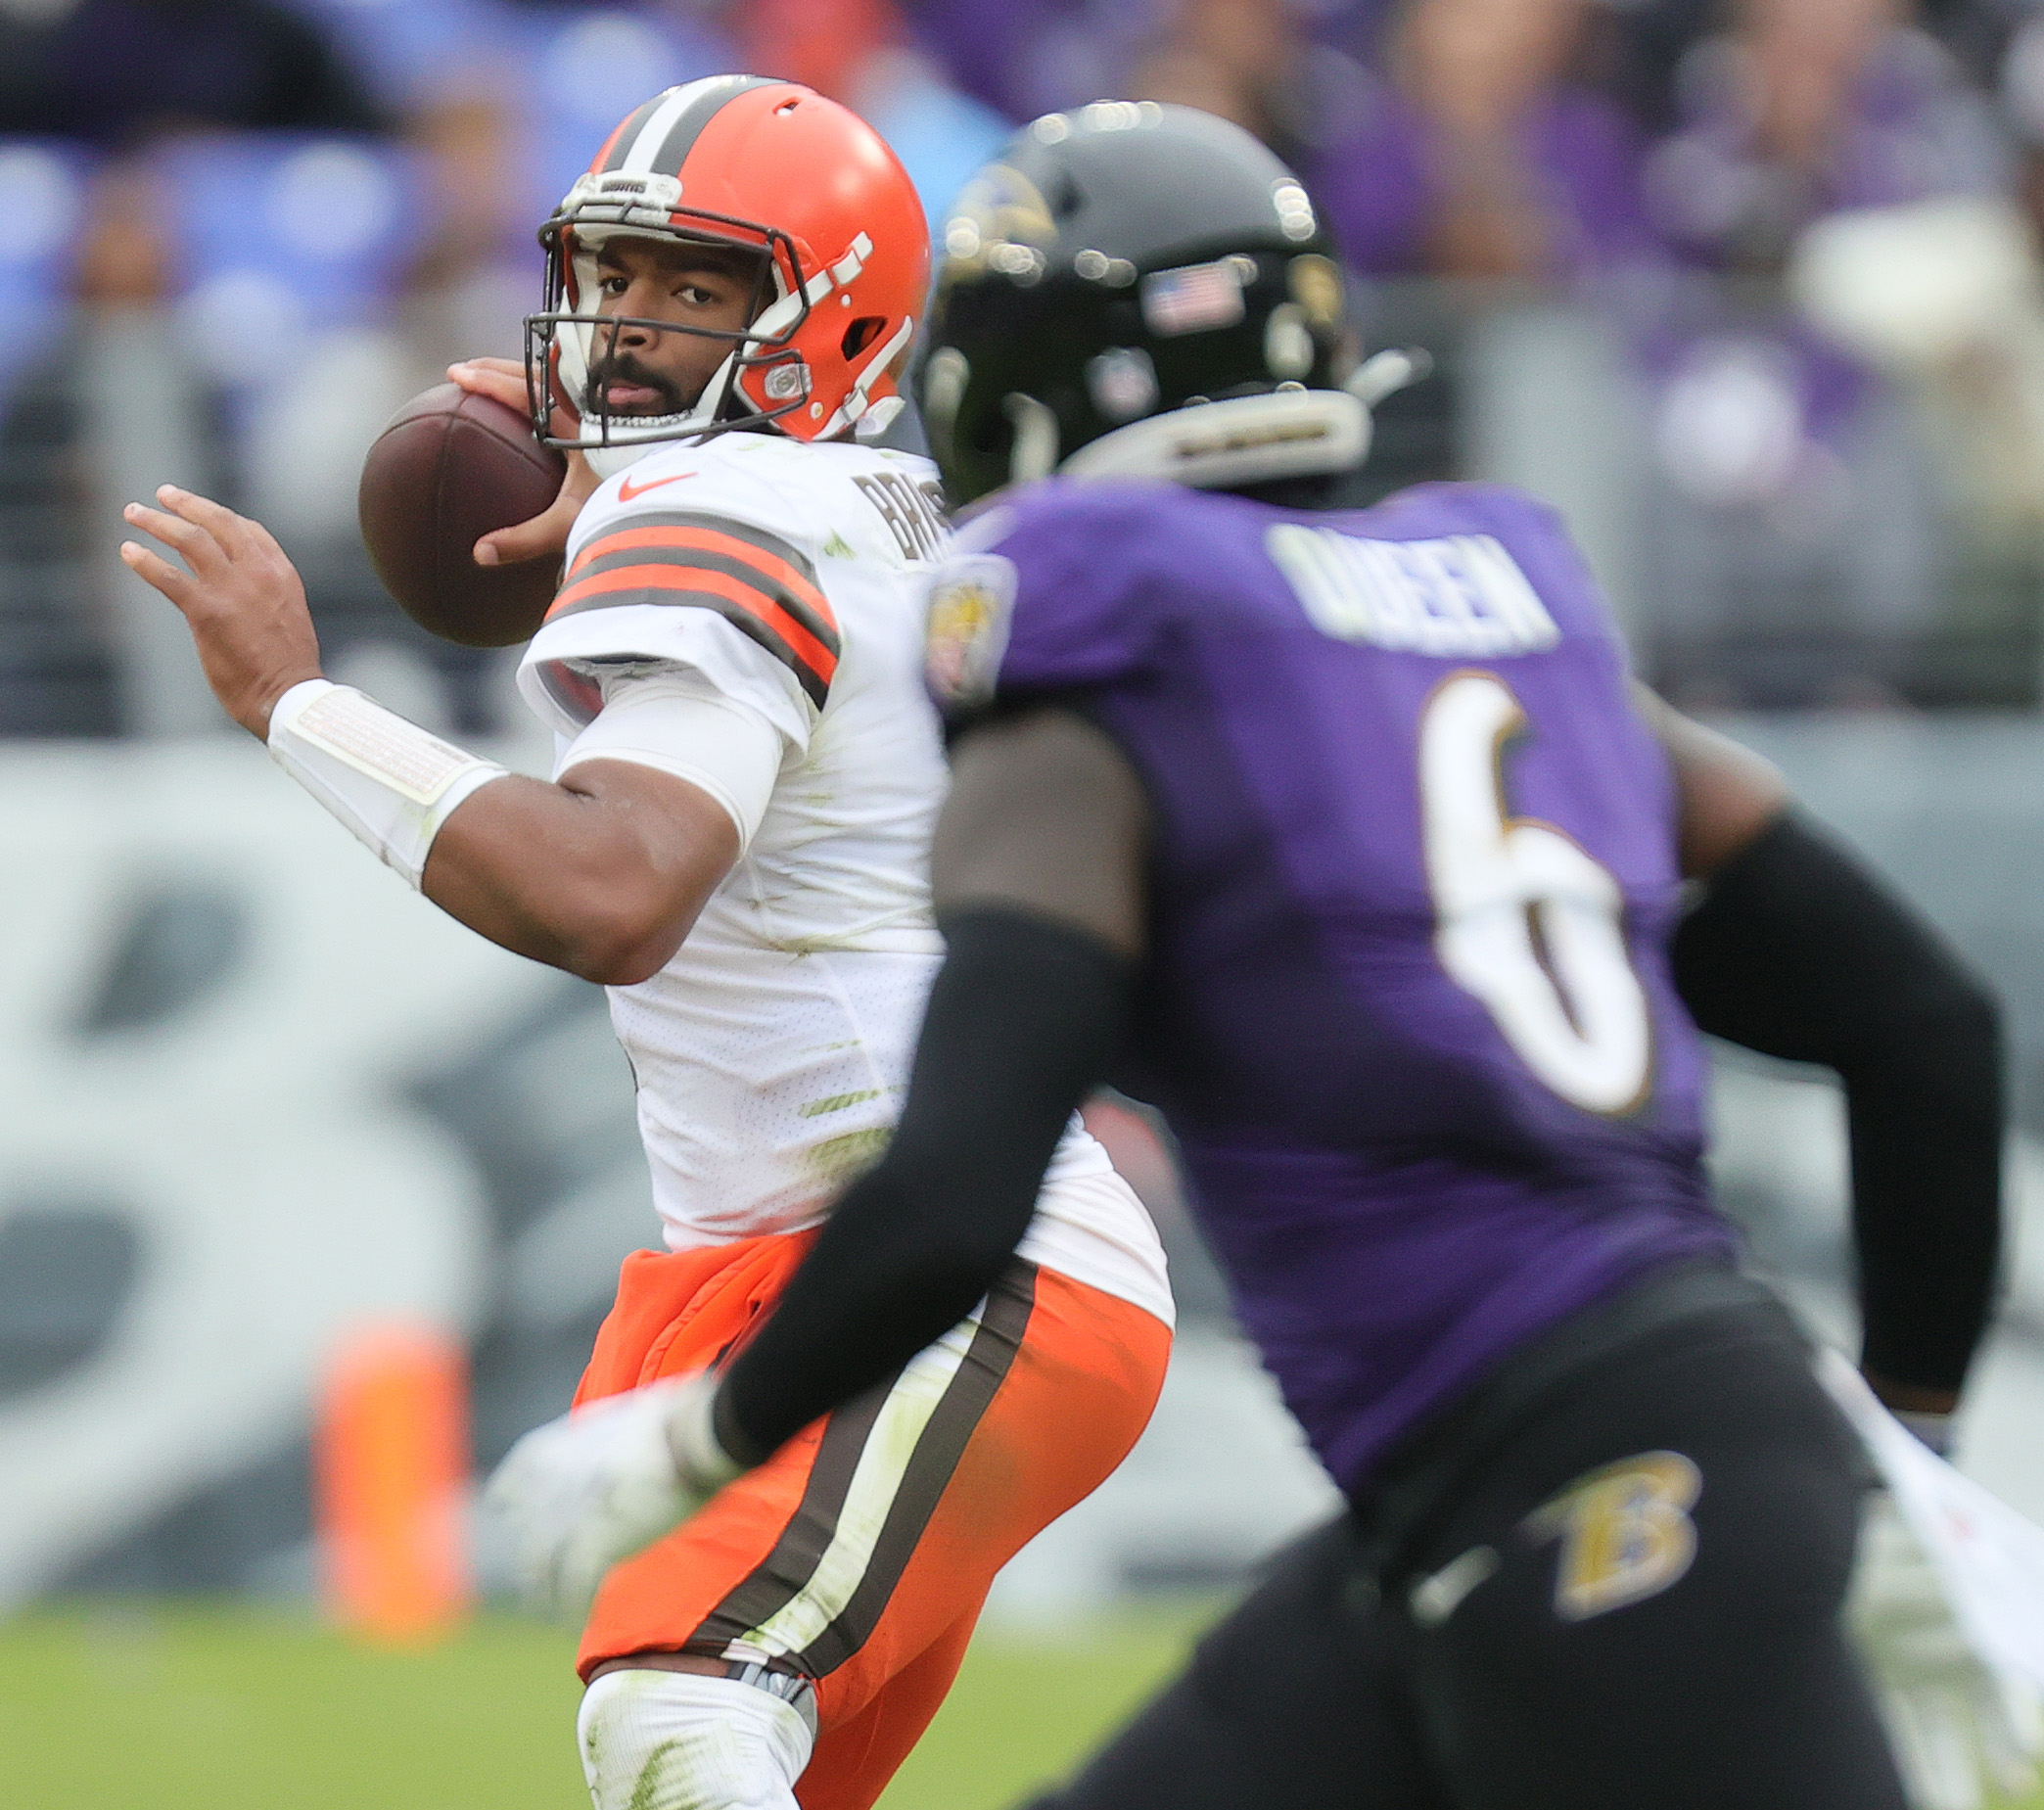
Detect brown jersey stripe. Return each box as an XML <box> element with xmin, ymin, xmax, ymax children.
<box><xmin>548</xmin><ymin>562</ymin><xmax>838</xmax><ymax>688</ymax></box>
<box><xmin>791</xmin><ymin>1263</ymin><xmax>1039</xmax><ymax>1677</ymax></box>
<box><xmin>579</xmin><ymin>509</ymin><xmax>821</xmax><ymax>585</ymax></box>
<box><xmin>546</xmin><ymin>573</ymin><xmax>833</xmax><ymax>708</ymax></box>
<box><xmin>569</xmin><ymin>527</ymin><xmax>838</xmax><ymax>649</ymax></box>
<box><xmin>686</xmin><ymin>1380</ymin><xmax>898</xmax><ymax>1655</ymax></box>
<box><xmin>550</xmin><ymin>558</ymin><xmax>836</xmax><ymax>674</ymax></box>
<box><xmin>571</xmin><ymin>523</ymin><xmax>834</xmax><ymax>627</ymax></box>
<box><xmin>561</xmin><ymin>545</ymin><xmax>835</xmax><ymax>654</ymax></box>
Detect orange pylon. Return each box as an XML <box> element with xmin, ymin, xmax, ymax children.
<box><xmin>314</xmin><ymin>1323</ymin><xmax>472</xmax><ymax>1646</ymax></box>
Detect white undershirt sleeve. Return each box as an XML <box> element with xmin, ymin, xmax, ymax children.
<box><xmin>555</xmin><ymin>666</ymin><xmax>787</xmax><ymax>854</ymax></box>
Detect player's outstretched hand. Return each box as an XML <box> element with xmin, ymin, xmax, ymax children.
<box><xmin>484</xmin><ymin>1372</ymin><xmax>743</xmax><ymax>1619</ymax></box>
<box><xmin>1851</xmin><ymin>1493</ymin><xmax>2043</xmax><ymax>1810</ymax></box>
<box><xmin>446</xmin><ymin>358</ymin><xmax>599</xmax><ymax>571</ymax></box>
<box><xmin>1819</xmin><ymin>1350</ymin><xmax>2044</xmax><ymax>1809</ymax></box>
<box><xmin>120</xmin><ymin>487</ymin><xmax>322</xmax><ymax>738</ymax></box>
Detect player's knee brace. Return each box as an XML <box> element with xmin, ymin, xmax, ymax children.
<box><xmin>577</xmin><ymin>1667</ymin><xmax>815</xmax><ymax>1810</ymax></box>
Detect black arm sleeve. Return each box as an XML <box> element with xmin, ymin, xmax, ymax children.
<box><xmin>713</xmin><ymin>907</ymin><xmax>1132</xmax><ymax>1464</ymax></box>
<box><xmin>1671</xmin><ymin>811</ymin><xmax>2003</xmax><ymax>1393</ymax></box>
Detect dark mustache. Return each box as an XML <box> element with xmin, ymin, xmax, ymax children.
<box><xmin>583</xmin><ymin>348</ymin><xmax>685</xmax><ymax>415</ymax></box>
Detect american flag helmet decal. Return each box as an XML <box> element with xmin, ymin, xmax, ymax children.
<box><xmin>1139</xmin><ymin>257</ymin><xmax>1249</xmax><ymax>337</ymax></box>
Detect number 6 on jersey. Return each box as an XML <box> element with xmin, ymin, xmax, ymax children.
<box><xmin>1421</xmin><ymin>671</ymin><xmax>1652</xmax><ymax>1114</ymax></box>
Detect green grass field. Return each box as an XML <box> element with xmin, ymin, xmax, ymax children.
<box><xmin>0</xmin><ymin>1601</ymin><xmax>1217</xmax><ymax>1809</ymax></box>
<box><xmin>4</xmin><ymin>1601</ymin><xmax>2041</xmax><ymax>1809</ymax></box>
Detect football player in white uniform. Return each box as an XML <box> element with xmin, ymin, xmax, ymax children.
<box><xmin>120</xmin><ymin>75</ymin><xmax>1173</xmax><ymax>1810</ymax></box>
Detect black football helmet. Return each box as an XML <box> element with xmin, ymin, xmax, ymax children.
<box><xmin>920</xmin><ymin>102</ymin><xmax>1365</xmax><ymax>505</ymax></box>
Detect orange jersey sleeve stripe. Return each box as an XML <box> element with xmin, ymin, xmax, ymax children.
<box><xmin>547</xmin><ymin>563</ymin><xmax>840</xmax><ymax>688</ymax></box>
<box><xmin>567</xmin><ymin>525</ymin><xmax>838</xmax><ymax>638</ymax></box>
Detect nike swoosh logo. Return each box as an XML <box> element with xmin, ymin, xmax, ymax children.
<box><xmin>617</xmin><ymin>471</ymin><xmax>698</xmax><ymax>502</ymax></box>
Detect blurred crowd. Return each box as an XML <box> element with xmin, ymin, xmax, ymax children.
<box><xmin>9</xmin><ymin>0</ymin><xmax>2044</xmax><ymax>729</ymax></box>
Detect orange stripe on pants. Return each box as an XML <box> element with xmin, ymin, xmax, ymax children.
<box><xmin>574</xmin><ymin>1231</ymin><xmax>1172</xmax><ymax>1810</ymax></box>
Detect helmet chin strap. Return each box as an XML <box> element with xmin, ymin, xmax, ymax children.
<box><xmin>1059</xmin><ymin>390</ymin><xmax>1371</xmax><ymax>490</ymax></box>
<box><xmin>1004</xmin><ymin>394</ymin><xmax>1061</xmax><ymax>486</ymax></box>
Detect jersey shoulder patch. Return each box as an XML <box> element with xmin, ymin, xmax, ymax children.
<box><xmin>553</xmin><ymin>445</ymin><xmax>840</xmax><ymax>709</ymax></box>
<box><xmin>925</xmin><ymin>546</ymin><xmax>1019</xmax><ymax>712</ymax></box>
<box><xmin>926</xmin><ymin>481</ymin><xmax>1177</xmax><ymax>714</ymax></box>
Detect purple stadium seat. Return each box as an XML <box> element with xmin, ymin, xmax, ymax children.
<box><xmin>152</xmin><ymin>132</ymin><xmax>423</xmax><ymax>385</ymax></box>
<box><xmin>510</xmin><ymin>6</ymin><xmax>736</xmax><ymax>233</ymax></box>
<box><xmin>277</xmin><ymin>0</ymin><xmax>509</xmax><ymax>112</ymax></box>
<box><xmin>0</xmin><ymin>140</ymin><xmax>94</xmax><ymax>407</ymax></box>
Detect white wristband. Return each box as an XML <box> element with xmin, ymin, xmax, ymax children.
<box><xmin>267</xmin><ymin>679</ymin><xmax>507</xmax><ymax>888</ymax></box>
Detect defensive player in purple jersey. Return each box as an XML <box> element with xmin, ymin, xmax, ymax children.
<box><xmin>488</xmin><ymin>108</ymin><xmax>2013</xmax><ymax>1807</ymax></box>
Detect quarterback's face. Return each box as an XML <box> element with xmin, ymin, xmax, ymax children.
<box><xmin>585</xmin><ymin>236</ymin><xmax>766</xmax><ymax>417</ymax></box>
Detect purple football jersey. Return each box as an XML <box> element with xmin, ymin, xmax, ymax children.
<box><xmin>931</xmin><ymin>478</ymin><xmax>1736</xmax><ymax>1495</ymax></box>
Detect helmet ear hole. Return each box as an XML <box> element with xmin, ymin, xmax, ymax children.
<box><xmin>841</xmin><ymin>315</ymin><xmax>887</xmax><ymax>360</ymax></box>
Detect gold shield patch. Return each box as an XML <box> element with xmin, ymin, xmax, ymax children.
<box><xmin>924</xmin><ymin>553</ymin><xmax>1018</xmax><ymax>709</ymax></box>
<box><xmin>1526</xmin><ymin>1451</ymin><xmax>1702</xmax><ymax>1621</ymax></box>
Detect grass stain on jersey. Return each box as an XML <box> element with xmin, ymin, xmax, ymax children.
<box><xmin>822</xmin><ymin>531</ymin><xmax>856</xmax><ymax>560</ymax></box>
<box><xmin>807</xmin><ymin>1127</ymin><xmax>892</xmax><ymax>1184</ymax></box>
<box><xmin>800</xmin><ymin>1090</ymin><xmax>885</xmax><ymax>1118</ymax></box>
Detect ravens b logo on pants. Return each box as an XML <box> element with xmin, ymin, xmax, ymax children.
<box><xmin>1526</xmin><ymin>1452</ymin><xmax>1702</xmax><ymax>1620</ymax></box>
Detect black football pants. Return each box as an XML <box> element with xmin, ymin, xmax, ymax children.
<box><xmin>1024</xmin><ymin>1296</ymin><xmax>1909</xmax><ymax>1810</ymax></box>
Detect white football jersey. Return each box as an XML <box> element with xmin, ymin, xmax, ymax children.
<box><xmin>518</xmin><ymin>432</ymin><xmax>1172</xmax><ymax>1325</ymax></box>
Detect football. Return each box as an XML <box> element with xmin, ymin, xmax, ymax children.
<box><xmin>357</xmin><ymin>383</ymin><xmax>568</xmax><ymax>648</ymax></box>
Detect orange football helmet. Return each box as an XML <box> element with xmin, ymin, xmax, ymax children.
<box><xmin>527</xmin><ymin>74</ymin><xmax>931</xmax><ymax>461</ymax></box>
